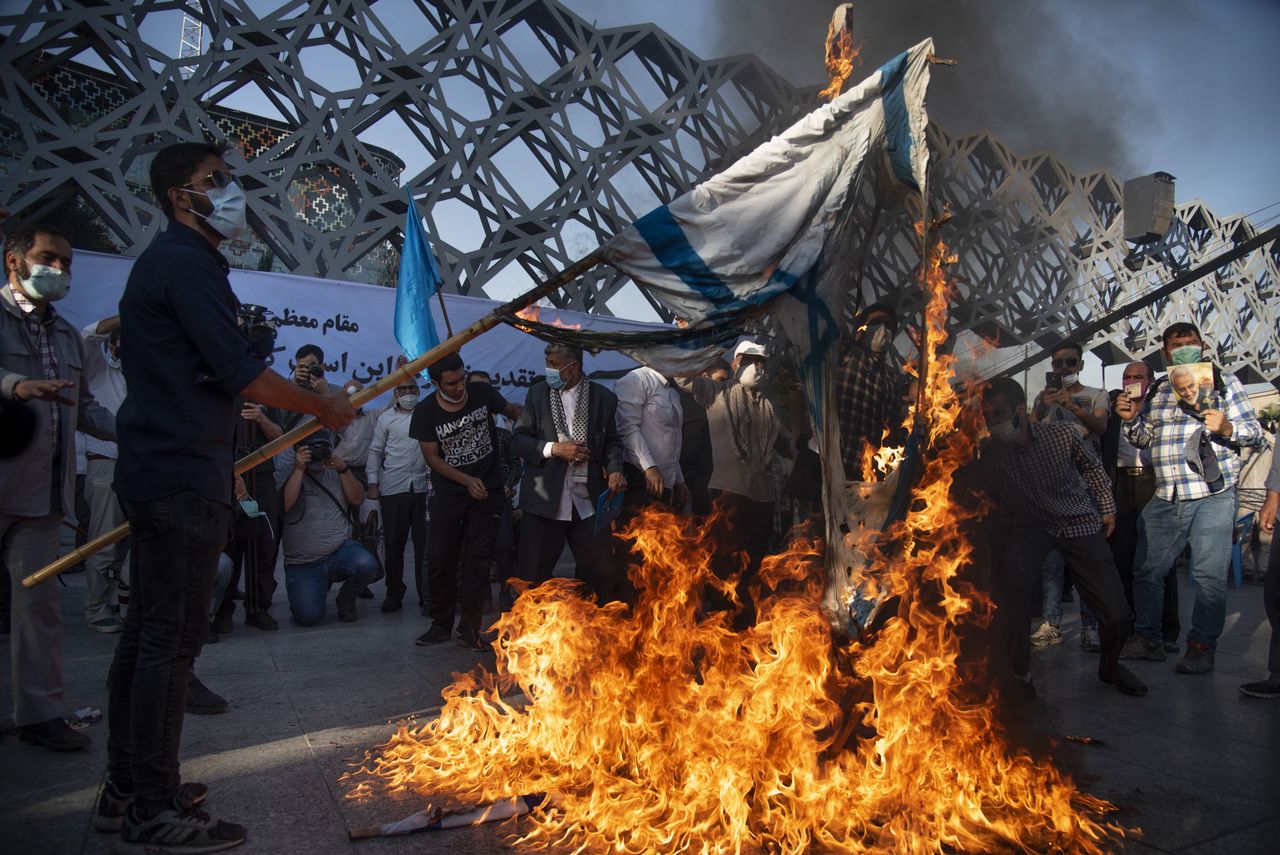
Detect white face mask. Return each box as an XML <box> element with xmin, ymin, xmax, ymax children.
<box><xmin>437</xmin><ymin>386</ymin><xmax>466</xmax><ymax>405</ymax></box>
<box><xmin>989</xmin><ymin>415</ymin><xmax>1021</xmax><ymax>442</ymax></box>
<box><xmin>867</xmin><ymin>323</ymin><xmax>892</xmax><ymax>354</ymax></box>
<box><xmin>185</xmin><ymin>181</ymin><xmax>248</xmax><ymax>240</ymax></box>
<box><xmin>397</xmin><ymin>393</ymin><xmax>419</xmax><ymax>410</ymax></box>
<box><xmin>16</xmin><ymin>262</ymin><xmax>71</xmax><ymax>302</ymax></box>
<box><xmin>737</xmin><ymin>362</ymin><xmax>765</xmax><ymax>389</ymax></box>
<box><xmin>1059</xmin><ymin>372</ymin><xmax>1079</xmax><ymax>387</ymax></box>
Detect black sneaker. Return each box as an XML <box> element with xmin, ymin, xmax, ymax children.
<box><xmin>1118</xmin><ymin>634</ymin><xmax>1166</xmax><ymax>661</ymax></box>
<box><xmin>18</xmin><ymin>717</ymin><xmax>91</xmax><ymax>751</ymax></box>
<box><xmin>186</xmin><ymin>674</ymin><xmax>229</xmax><ymax>715</ymax></box>
<box><xmin>211</xmin><ymin>612</ymin><xmax>233</xmax><ymax>635</ymax></box>
<box><xmin>94</xmin><ymin>779</ymin><xmax>208</xmax><ymax>833</ymax></box>
<box><xmin>455</xmin><ymin>629</ymin><xmax>487</xmax><ymax>651</ymax></box>
<box><xmin>336</xmin><ymin>593</ymin><xmax>358</xmax><ymax>622</ymax></box>
<box><xmin>415</xmin><ymin>623</ymin><xmax>452</xmax><ymax>645</ymax></box>
<box><xmin>357</xmin><ymin>586</ymin><xmax>375</xmax><ymax>600</ymax></box>
<box><xmin>118</xmin><ymin>804</ymin><xmax>246</xmax><ymax>853</ymax></box>
<box><xmin>380</xmin><ymin>597</ymin><xmax>402</xmax><ymax>613</ymax></box>
<box><xmin>244</xmin><ymin>611</ymin><xmax>279</xmax><ymax>631</ymax></box>
<box><xmin>1239</xmin><ymin>675</ymin><xmax>1280</xmax><ymax>699</ymax></box>
<box><xmin>1175</xmin><ymin>642</ymin><xmax>1215</xmax><ymax>675</ymax></box>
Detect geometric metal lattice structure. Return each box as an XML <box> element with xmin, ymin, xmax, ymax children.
<box><xmin>1</xmin><ymin>0</ymin><xmax>1276</xmax><ymax>385</ymax></box>
<box><xmin>857</xmin><ymin>127</ymin><xmax>1280</xmax><ymax>386</ymax></box>
<box><xmin>0</xmin><ymin>0</ymin><xmax>806</xmax><ymax>317</ymax></box>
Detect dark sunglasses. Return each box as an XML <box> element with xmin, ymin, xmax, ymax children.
<box><xmin>1050</xmin><ymin>357</ymin><xmax>1080</xmax><ymax>368</ymax></box>
<box><xmin>184</xmin><ymin>170</ymin><xmax>236</xmax><ymax>190</ymax></box>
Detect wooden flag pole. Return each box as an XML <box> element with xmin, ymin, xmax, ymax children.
<box><xmin>23</xmin><ymin>249</ymin><xmax>604</xmax><ymax>589</ymax></box>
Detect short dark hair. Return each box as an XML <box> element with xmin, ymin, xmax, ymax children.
<box><xmin>466</xmin><ymin>370</ymin><xmax>492</xmax><ymax>384</ymax></box>
<box><xmin>544</xmin><ymin>341</ymin><xmax>583</xmax><ymax>365</ymax></box>
<box><xmin>1161</xmin><ymin>322</ymin><xmax>1201</xmax><ymax>344</ymax></box>
<box><xmin>428</xmin><ymin>350</ymin><xmax>464</xmax><ymax>383</ymax></box>
<box><xmin>296</xmin><ymin>344</ymin><xmax>324</xmax><ymax>363</ymax></box>
<box><xmin>1052</xmin><ymin>340</ymin><xmax>1083</xmax><ymax>360</ymax></box>
<box><xmin>858</xmin><ymin>302</ymin><xmax>898</xmax><ymax>332</ymax></box>
<box><xmin>983</xmin><ymin>376</ymin><xmax>1026</xmax><ymax>408</ymax></box>
<box><xmin>4</xmin><ymin>223</ymin><xmax>71</xmax><ymax>264</ymax></box>
<box><xmin>150</xmin><ymin>141</ymin><xmax>228</xmax><ymax>219</ymax></box>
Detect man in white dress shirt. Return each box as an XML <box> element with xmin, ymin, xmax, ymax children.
<box><xmin>366</xmin><ymin>381</ymin><xmax>430</xmax><ymax>613</ymax></box>
<box><xmin>80</xmin><ymin>314</ymin><xmax>128</xmax><ymax>632</ymax></box>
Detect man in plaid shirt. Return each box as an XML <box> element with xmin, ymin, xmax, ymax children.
<box><xmin>836</xmin><ymin>303</ymin><xmax>909</xmax><ymax>481</ymax></box>
<box><xmin>1116</xmin><ymin>322</ymin><xmax>1265</xmax><ymax>674</ymax></box>
<box><xmin>978</xmin><ymin>377</ymin><xmax>1146</xmax><ymax>697</ymax></box>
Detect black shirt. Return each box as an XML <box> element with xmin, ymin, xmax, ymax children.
<box><xmin>115</xmin><ymin>222</ymin><xmax>266</xmax><ymax>505</ymax></box>
<box><xmin>409</xmin><ymin>382</ymin><xmax>510</xmax><ymax>495</ymax></box>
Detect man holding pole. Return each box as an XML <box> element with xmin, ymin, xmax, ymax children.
<box><xmin>98</xmin><ymin>141</ymin><xmax>354</xmax><ymax>851</ymax></box>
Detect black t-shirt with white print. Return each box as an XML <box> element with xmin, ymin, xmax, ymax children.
<box><xmin>409</xmin><ymin>382</ymin><xmax>510</xmax><ymax>495</ymax></box>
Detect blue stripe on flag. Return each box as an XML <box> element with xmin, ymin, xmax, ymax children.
<box><xmin>634</xmin><ymin>206</ymin><xmax>738</xmax><ymax>306</ymax></box>
<box><xmin>876</xmin><ymin>49</ymin><xmax>918</xmax><ymax>190</ymax></box>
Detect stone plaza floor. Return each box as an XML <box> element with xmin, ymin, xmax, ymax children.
<box><xmin>2</xmin><ymin>559</ymin><xmax>1277</xmax><ymax>854</ymax></box>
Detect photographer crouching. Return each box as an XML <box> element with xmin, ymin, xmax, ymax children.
<box><xmin>274</xmin><ymin>430</ymin><xmax>379</xmax><ymax>625</ymax></box>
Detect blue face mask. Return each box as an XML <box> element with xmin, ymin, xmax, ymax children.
<box><xmin>239</xmin><ymin>498</ymin><xmax>265</xmax><ymax>519</ymax></box>
<box><xmin>1169</xmin><ymin>345</ymin><xmax>1203</xmax><ymax>365</ymax></box>
<box><xmin>546</xmin><ymin>367</ymin><xmax>566</xmax><ymax>391</ymax></box>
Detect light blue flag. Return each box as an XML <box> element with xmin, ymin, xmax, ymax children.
<box><xmin>394</xmin><ymin>189</ymin><xmax>442</xmax><ymax>362</ymax></box>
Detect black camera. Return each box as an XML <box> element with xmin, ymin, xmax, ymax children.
<box><xmin>303</xmin><ymin>435</ymin><xmax>332</xmax><ymax>463</ymax></box>
<box><xmin>237</xmin><ymin>304</ymin><xmax>277</xmax><ymax>342</ymax></box>
<box><xmin>303</xmin><ymin>363</ymin><xmax>324</xmax><ymax>379</ymax></box>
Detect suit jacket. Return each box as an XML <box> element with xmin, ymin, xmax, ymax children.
<box><xmin>512</xmin><ymin>379</ymin><xmax>624</xmax><ymax>520</ymax></box>
<box><xmin>1</xmin><ymin>287</ymin><xmax>115</xmax><ymax>517</ymax></box>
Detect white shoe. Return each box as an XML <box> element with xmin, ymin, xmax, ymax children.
<box><xmin>1030</xmin><ymin>621</ymin><xmax>1063</xmax><ymax>646</ymax></box>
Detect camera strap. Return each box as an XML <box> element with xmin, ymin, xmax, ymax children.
<box><xmin>303</xmin><ymin>470</ymin><xmax>358</xmax><ymax>537</ymax></box>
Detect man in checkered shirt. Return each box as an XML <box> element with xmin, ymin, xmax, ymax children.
<box><xmin>1116</xmin><ymin>322</ymin><xmax>1265</xmax><ymax>674</ymax></box>
<box><xmin>978</xmin><ymin>377</ymin><xmax>1146</xmax><ymax>697</ymax></box>
<box><xmin>836</xmin><ymin>303</ymin><xmax>909</xmax><ymax>481</ymax></box>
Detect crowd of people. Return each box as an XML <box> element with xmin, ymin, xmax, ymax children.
<box><xmin>2</xmin><ymin>141</ymin><xmax>1277</xmax><ymax>852</ymax></box>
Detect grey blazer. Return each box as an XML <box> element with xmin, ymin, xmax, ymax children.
<box><xmin>511</xmin><ymin>380</ymin><xmax>624</xmax><ymax>520</ymax></box>
<box><xmin>1</xmin><ymin>286</ymin><xmax>116</xmax><ymax>517</ymax></box>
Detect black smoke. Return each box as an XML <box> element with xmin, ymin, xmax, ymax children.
<box><xmin>702</xmin><ymin>0</ymin><xmax>1170</xmax><ymax>178</ymax></box>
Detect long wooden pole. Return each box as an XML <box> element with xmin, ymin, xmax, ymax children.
<box><xmin>23</xmin><ymin>250</ymin><xmax>604</xmax><ymax>588</ymax></box>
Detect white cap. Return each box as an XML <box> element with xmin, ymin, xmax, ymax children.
<box><xmin>733</xmin><ymin>339</ymin><xmax>768</xmax><ymax>360</ymax></box>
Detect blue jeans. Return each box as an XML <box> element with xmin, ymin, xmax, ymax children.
<box><xmin>108</xmin><ymin>491</ymin><xmax>229</xmax><ymax>810</ymax></box>
<box><xmin>1133</xmin><ymin>488</ymin><xmax>1236</xmax><ymax>649</ymax></box>
<box><xmin>1041</xmin><ymin>549</ymin><xmax>1099</xmax><ymax>629</ymax></box>
<box><xmin>284</xmin><ymin>539</ymin><xmax>380</xmax><ymax>626</ymax></box>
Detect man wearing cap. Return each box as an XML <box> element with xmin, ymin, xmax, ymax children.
<box><xmin>836</xmin><ymin>303</ymin><xmax>909</xmax><ymax>481</ymax></box>
<box><xmin>674</xmin><ymin>340</ymin><xmax>790</xmax><ymax>626</ymax></box>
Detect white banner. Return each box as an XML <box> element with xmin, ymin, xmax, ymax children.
<box><xmin>62</xmin><ymin>249</ymin><xmax>662</xmax><ymax>404</ymax></box>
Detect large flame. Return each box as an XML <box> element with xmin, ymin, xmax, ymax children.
<box><xmin>345</xmin><ymin>223</ymin><xmax>1128</xmax><ymax>852</ymax></box>
<box><xmin>514</xmin><ymin>304</ymin><xmax>583</xmax><ymax>330</ymax></box>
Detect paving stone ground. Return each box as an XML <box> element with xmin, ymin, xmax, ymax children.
<box><xmin>2</xmin><ymin>551</ymin><xmax>1277</xmax><ymax>854</ymax></box>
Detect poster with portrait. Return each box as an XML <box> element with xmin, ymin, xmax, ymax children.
<box><xmin>1167</xmin><ymin>362</ymin><xmax>1217</xmax><ymax>412</ymax></box>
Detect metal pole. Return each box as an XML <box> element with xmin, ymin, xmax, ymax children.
<box><xmin>995</xmin><ymin>222</ymin><xmax>1280</xmax><ymax>380</ymax></box>
<box><xmin>23</xmin><ymin>249</ymin><xmax>604</xmax><ymax>588</ymax></box>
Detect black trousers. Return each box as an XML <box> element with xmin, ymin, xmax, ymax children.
<box><xmin>109</xmin><ymin>492</ymin><xmax>228</xmax><ymax>809</ymax></box>
<box><xmin>380</xmin><ymin>489</ymin><xmax>428</xmax><ymax>606</ymax></box>
<box><xmin>707</xmin><ymin>490</ymin><xmax>776</xmax><ymax>628</ymax></box>
<box><xmin>1109</xmin><ymin>471</ymin><xmax>1180</xmax><ymax>641</ymax></box>
<box><xmin>217</xmin><ymin>468</ymin><xmax>280</xmax><ymax>619</ymax></box>
<box><xmin>426</xmin><ymin>490</ymin><xmax>502</xmax><ymax>634</ymax></box>
<box><xmin>518</xmin><ymin>507</ymin><xmax>616</xmax><ymax>602</ymax></box>
<box><xmin>997</xmin><ymin>524</ymin><xmax>1131</xmax><ymax>682</ymax></box>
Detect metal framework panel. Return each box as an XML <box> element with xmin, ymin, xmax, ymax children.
<box><xmin>0</xmin><ymin>0</ymin><xmax>1275</xmax><ymax>383</ymax></box>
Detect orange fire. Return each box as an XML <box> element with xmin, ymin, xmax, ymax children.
<box><xmin>819</xmin><ymin>4</ymin><xmax>861</xmax><ymax>102</ymax></box>
<box><xmin>344</xmin><ymin>226</ymin><xmax>1128</xmax><ymax>852</ymax></box>
<box><xmin>514</xmin><ymin>304</ymin><xmax>583</xmax><ymax>330</ymax></box>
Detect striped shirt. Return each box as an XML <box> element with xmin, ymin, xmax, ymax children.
<box><xmin>979</xmin><ymin>421</ymin><xmax>1116</xmax><ymax>539</ymax></box>
<box><xmin>1123</xmin><ymin>371</ymin><xmax>1264</xmax><ymax>502</ymax></box>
